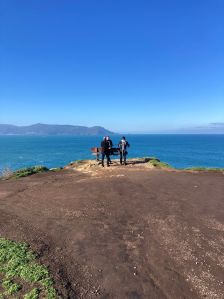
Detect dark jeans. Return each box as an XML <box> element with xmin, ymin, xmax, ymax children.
<box><xmin>102</xmin><ymin>151</ymin><xmax>110</xmax><ymax>166</ymax></box>
<box><xmin>120</xmin><ymin>150</ymin><xmax>127</xmax><ymax>165</ymax></box>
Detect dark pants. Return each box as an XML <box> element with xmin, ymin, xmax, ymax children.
<box><xmin>108</xmin><ymin>149</ymin><xmax>112</xmax><ymax>163</ymax></box>
<box><xmin>120</xmin><ymin>150</ymin><xmax>127</xmax><ymax>165</ymax></box>
<box><xmin>102</xmin><ymin>151</ymin><xmax>110</xmax><ymax>166</ymax></box>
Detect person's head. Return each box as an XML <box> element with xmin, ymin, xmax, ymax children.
<box><xmin>106</xmin><ymin>136</ymin><xmax>110</xmax><ymax>140</ymax></box>
<box><xmin>122</xmin><ymin>136</ymin><xmax>126</xmax><ymax>140</ymax></box>
<box><xmin>103</xmin><ymin>136</ymin><xmax>106</xmax><ymax>140</ymax></box>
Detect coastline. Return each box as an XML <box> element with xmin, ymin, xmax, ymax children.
<box><xmin>1</xmin><ymin>157</ymin><xmax>224</xmax><ymax>180</ymax></box>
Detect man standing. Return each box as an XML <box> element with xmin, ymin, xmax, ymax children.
<box><xmin>118</xmin><ymin>136</ymin><xmax>130</xmax><ymax>165</ymax></box>
<box><xmin>101</xmin><ymin>137</ymin><xmax>110</xmax><ymax>167</ymax></box>
<box><xmin>106</xmin><ymin>136</ymin><xmax>113</xmax><ymax>164</ymax></box>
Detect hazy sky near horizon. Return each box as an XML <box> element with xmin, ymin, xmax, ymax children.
<box><xmin>0</xmin><ymin>0</ymin><xmax>224</xmax><ymax>133</ymax></box>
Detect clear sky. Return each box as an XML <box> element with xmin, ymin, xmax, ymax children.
<box><xmin>0</xmin><ymin>0</ymin><xmax>223</xmax><ymax>133</ymax></box>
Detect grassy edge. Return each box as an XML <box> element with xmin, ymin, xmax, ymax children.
<box><xmin>183</xmin><ymin>167</ymin><xmax>224</xmax><ymax>172</ymax></box>
<box><xmin>1</xmin><ymin>159</ymin><xmax>224</xmax><ymax>180</ymax></box>
<box><xmin>146</xmin><ymin>158</ymin><xmax>224</xmax><ymax>172</ymax></box>
<box><xmin>0</xmin><ymin>238</ymin><xmax>57</xmax><ymax>299</ymax></box>
<box><xmin>0</xmin><ymin>165</ymin><xmax>65</xmax><ymax>180</ymax></box>
<box><xmin>147</xmin><ymin>158</ymin><xmax>172</xmax><ymax>169</ymax></box>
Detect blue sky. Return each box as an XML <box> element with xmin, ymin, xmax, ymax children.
<box><xmin>0</xmin><ymin>0</ymin><xmax>223</xmax><ymax>133</ymax></box>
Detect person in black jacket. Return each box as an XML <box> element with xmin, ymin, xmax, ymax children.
<box><xmin>101</xmin><ymin>137</ymin><xmax>110</xmax><ymax>167</ymax></box>
<box><xmin>118</xmin><ymin>136</ymin><xmax>130</xmax><ymax>165</ymax></box>
<box><xmin>106</xmin><ymin>136</ymin><xmax>113</xmax><ymax>164</ymax></box>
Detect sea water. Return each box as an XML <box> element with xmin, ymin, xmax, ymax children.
<box><xmin>0</xmin><ymin>135</ymin><xmax>224</xmax><ymax>171</ymax></box>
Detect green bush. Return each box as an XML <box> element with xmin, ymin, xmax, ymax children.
<box><xmin>12</xmin><ymin>166</ymin><xmax>49</xmax><ymax>178</ymax></box>
<box><xmin>0</xmin><ymin>238</ymin><xmax>57</xmax><ymax>298</ymax></box>
<box><xmin>24</xmin><ymin>288</ymin><xmax>40</xmax><ymax>299</ymax></box>
<box><xmin>149</xmin><ymin>159</ymin><xmax>171</xmax><ymax>168</ymax></box>
<box><xmin>2</xmin><ymin>279</ymin><xmax>21</xmax><ymax>295</ymax></box>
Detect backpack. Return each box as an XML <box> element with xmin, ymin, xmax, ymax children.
<box><xmin>120</xmin><ymin>139</ymin><xmax>127</xmax><ymax>151</ymax></box>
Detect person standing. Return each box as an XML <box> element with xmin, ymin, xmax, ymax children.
<box><xmin>118</xmin><ymin>136</ymin><xmax>130</xmax><ymax>165</ymax></box>
<box><xmin>101</xmin><ymin>137</ymin><xmax>110</xmax><ymax>167</ymax></box>
<box><xmin>106</xmin><ymin>136</ymin><xmax>113</xmax><ymax>164</ymax></box>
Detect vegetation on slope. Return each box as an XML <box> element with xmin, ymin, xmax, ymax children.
<box><xmin>0</xmin><ymin>166</ymin><xmax>49</xmax><ymax>180</ymax></box>
<box><xmin>184</xmin><ymin>167</ymin><xmax>224</xmax><ymax>172</ymax></box>
<box><xmin>12</xmin><ymin>166</ymin><xmax>49</xmax><ymax>178</ymax></box>
<box><xmin>0</xmin><ymin>238</ymin><xmax>57</xmax><ymax>299</ymax></box>
<box><xmin>147</xmin><ymin>158</ymin><xmax>172</xmax><ymax>169</ymax></box>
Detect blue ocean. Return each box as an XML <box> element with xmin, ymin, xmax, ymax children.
<box><xmin>0</xmin><ymin>135</ymin><xmax>224</xmax><ymax>171</ymax></box>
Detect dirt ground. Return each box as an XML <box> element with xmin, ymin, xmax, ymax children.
<box><xmin>0</xmin><ymin>159</ymin><xmax>224</xmax><ymax>299</ymax></box>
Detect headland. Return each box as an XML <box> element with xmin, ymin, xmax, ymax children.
<box><xmin>0</xmin><ymin>159</ymin><xmax>224</xmax><ymax>298</ymax></box>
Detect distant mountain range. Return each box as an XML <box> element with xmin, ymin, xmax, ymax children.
<box><xmin>0</xmin><ymin>124</ymin><xmax>114</xmax><ymax>136</ymax></box>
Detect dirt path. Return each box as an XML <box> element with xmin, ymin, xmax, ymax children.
<box><xmin>0</xmin><ymin>161</ymin><xmax>224</xmax><ymax>298</ymax></box>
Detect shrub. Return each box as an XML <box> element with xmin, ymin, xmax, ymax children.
<box><xmin>149</xmin><ymin>159</ymin><xmax>171</xmax><ymax>168</ymax></box>
<box><xmin>0</xmin><ymin>238</ymin><xmax>57</xmax><ymax>298</ymax></box>
<box><xmin>12</xmin><ymin>166</ymin><xmax>49</xmax><ymax>178</ymax></box>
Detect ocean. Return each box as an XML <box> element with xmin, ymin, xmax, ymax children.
<box><xmin>0</xmin><ymin>135</ymin><xmax>224</xmax><ymax>171</ymax></box>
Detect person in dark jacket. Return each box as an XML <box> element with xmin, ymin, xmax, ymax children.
<box><xmin>118</xmin><ymin>136</ymin><xmax>130</xmax><ymax>165</ymax></box>
<box><xmin>101</xmin><ymin>137</ymin><xmax>110</xmax><ymax>167</ymax></box>
<box><xmin>106</xmin><ymin>136</ymin><xmax>113</xmax><ymax>164</ymax></box>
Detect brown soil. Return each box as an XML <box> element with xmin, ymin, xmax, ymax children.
<box><xmin>0</xmin><ymin>159</ymin><xmax>224</xmax><ymax>299</ymax></box>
